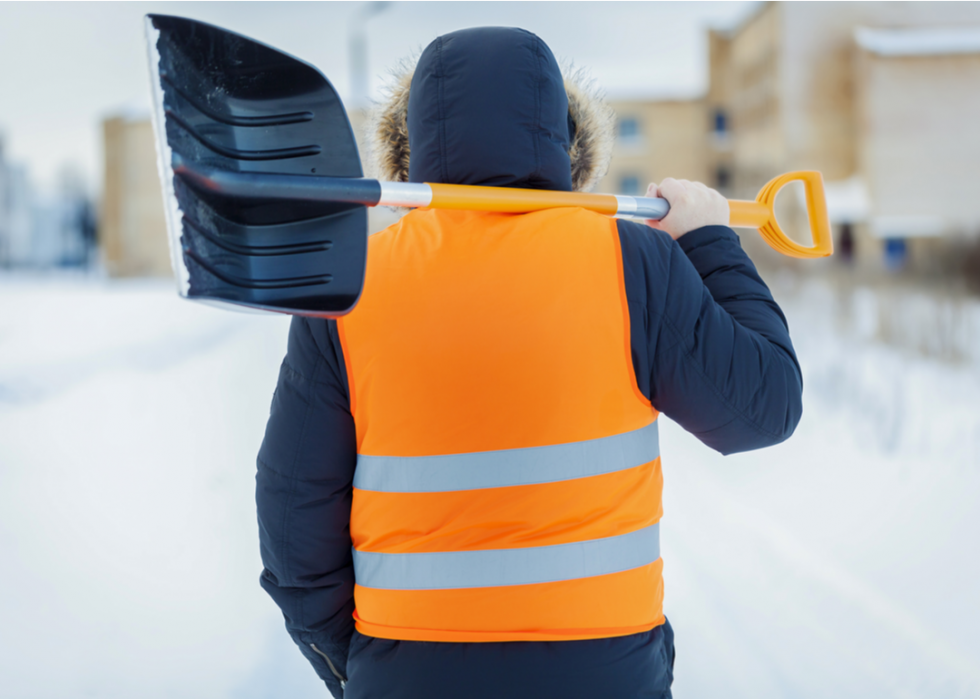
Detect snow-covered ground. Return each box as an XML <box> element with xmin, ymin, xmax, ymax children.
<box><xmin>1</xmin><ymin>275</ymin><xmax>978</xmax><ymax>698</ymax></box>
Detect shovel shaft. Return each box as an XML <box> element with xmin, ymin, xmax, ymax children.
<box><xmin>175</xmin><ymin>162</ymin><xmax>674</xmax><ymax>220</ymax></box>
<box><xmin>427</xmin><ymin>183</ymin><xmax>619</xmax><ymax>215</ymax></box>
<box><xmin>379</xmin><ymin>181</ymin><xmax>671</xmax><ymax>220</ymax></box>
<box><xmin>172</xmin><ymin>156</ymin><xmax>383</xmax><ymax>206</ymax></box>
<box><xmin>728</xmin><ymin>200</ymin><xmax>770</xmax><ymax>228</ymax></box>
<box><xmin>171</xmin><ymin>159</ymin><xmax>830</xmax><ymax>258</ymax></box>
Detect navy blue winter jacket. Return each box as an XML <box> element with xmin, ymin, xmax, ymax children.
<box><xmin>257</xmin><ymin>27</ymin><xmax>802</xmax><ymax>699</ymax></box>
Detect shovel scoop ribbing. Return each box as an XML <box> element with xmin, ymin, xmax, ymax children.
<box><xmin>145</xmin><ymin>14</ymin><xmax>369</xmax><ymax>317</ymax></box>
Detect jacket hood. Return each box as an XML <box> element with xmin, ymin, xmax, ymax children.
<box><xmin>368</xmin><ymin>27</ymin><xmax>614</xmax><ymax>193</ymax></box>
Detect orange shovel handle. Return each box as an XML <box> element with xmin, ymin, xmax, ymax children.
<box><xmin>728</xmin><ymin>171</ymin><xmax>833</xmax><ymax>259</ymax></box>
<box><xmin>417</xmin><ymin>171</ymin><xmax>833</xmax><ymax>259</ymax></box>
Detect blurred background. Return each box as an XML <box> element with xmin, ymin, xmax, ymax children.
<box><xmin>1</xmin><ymin>2</ymin><xmax>979</xmax><ymax>698</ymax></box>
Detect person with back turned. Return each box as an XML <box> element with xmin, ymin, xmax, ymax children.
<box><xmin>256</xmin><ymin>27</ymin><xmax>802</xmax><ymax>699</ymax></box>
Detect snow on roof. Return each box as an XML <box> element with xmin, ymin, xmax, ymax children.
<box><xmin>871</xmin><ymin>215</ymin><xmax>946</xmax><ymax>239</ymax></box>
<box><xmin>855</xmin><ymin>26</ymin><xmax>980</xmax><ymax>57</ymax></box>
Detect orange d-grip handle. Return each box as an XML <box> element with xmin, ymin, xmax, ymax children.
<box><xmin>728</xmin><ymin>171</ymin><xmax>833</xmax><ymax>258</ymax></box>
<box><xmin>423</xmin><ymin>171</ymin><xmax>832</xmax><ymax>259</ymax></box>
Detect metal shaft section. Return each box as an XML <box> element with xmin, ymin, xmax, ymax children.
<box><xmin>614</xmin><ymin>195</ymin><xmax>670</xmax><ymax>220</ymax></box>
<box><xmin>378</xmin><ymin>182</ymin><xmax>433</xmax><ymax>208</ymax></box>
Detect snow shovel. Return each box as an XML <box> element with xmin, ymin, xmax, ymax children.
<box><xmin>145</xmin><ymin>14</ymin><xmax>833</xmax><ymax>319</ymax></box>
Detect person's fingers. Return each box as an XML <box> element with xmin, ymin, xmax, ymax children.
<box><xmin>644</xmin><ymin>218</ymin><xmax>664</xmax><ymax>230</ymax></box>
<box><xmin>645</xmin><ymin>177</ymin><xmax>729</xmax><ymax>238</ymax></box>
<box><xmin>645</xmin><ymin>182</ymin><xmax>660</xmax><ymax>199</ymax></box>
<box><xmin>658</xmin><ymin>177</ymin><xmax>685</xmax><ymax>203</ymax></box>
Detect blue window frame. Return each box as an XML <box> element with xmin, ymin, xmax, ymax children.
<box><xmin>619</xmin><ymin>118</ymin><xmax>640</xmax><ymax>141</ymax></box>
<box><xmin>620</xmin><ymin>176</ymin><xmax>641</xmax><ymax>196</ymax></box>
<box><xmin>713</xmin><ymin>109</ymin><xmax>728</xmax><ymax>134</ymax></box>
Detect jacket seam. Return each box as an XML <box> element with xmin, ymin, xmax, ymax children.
<box><xmin>690</xmin><ymin>414</ymin><xmax>740</xmax><ymax>438</ymax></box>
<box><xmin>263</xmin><ymin>571</ymin><xmax>350</xmax><ymax>592</ymax></box>
<box><xmin>652</xmin><ymin>242</ymin><xmax>684</xmax><ymax>357</ymax></box>
<box><xmin>612</xmin><ymin>220</ymin><xmax>653</xmax><ymax>407</ymax></box>
<box><xmin>436</xmin><ymin>37</ymin><xmax>448</xmax><ymax>184</ymax></box>
<box><xmin>277</xmin><ymin>331</ymin><xmax>324</xmax><ymax>590</ymax></box>
<box><xmin>327</xmin><ymin>321</ymin><xmax>353</xmax><ymax>404</ymax></box>
<box><xmin>257</xmin><ymin>455</ymin><xmax>347</xmax><ymax>484</ymax></box>
<box><xmin>677</xmin><ymin>239</ymin><xmax>793</xmax><ymax>409</ymax></box>
<box><xmin>747</xmin><ymin>341</ymin><xmax>776</xmax><ymax>408</ymax></box>
<box><xmin>280</xmin><ymin>359</ymin><xmax>336</xmax><ymax>389</ymax></box>
<box><xmin>532</xmin><ymin>38</ymin><xmax>542</xmax><ymax>183</ymax></box>
<box><xmin>658</xmin><ymin>245</ymin><xmax>783</xmax><ymax>440</ymax></box>
<box><xmin>677</xmin><ymin>225</ymin><xmax>736</xmax><ymax>255</ymax></box>
<box><xmin>297</xmin><ymin>586</ymin><xmax>307</xmax><ymax>644</ymax></box>
<box><xmin>660</xmin><ymin>312</ymin><xmax>783</xmax><ymax>440</ymax></box>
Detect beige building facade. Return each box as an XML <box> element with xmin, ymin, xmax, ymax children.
<box><xmin>596</xmin><ymin>100</ymin><xmax>708</xmax><ymax>198</ymax></box>
<box><xmin>705</xmin><ymin>2</ymin><xmax>980</xmax><ymax>273</ymax></box>
<box><xmin>101</xmin><ymin>115</ymin><xmax>171</xmax><ymax>277</ymax></box>
<box><xmin>103</xmin><ymin>6</ymin><xmax>980</xmax><ymax>281</ymax></box>
<box><xmin>855</xmin><ymin>28</ymin><xmax>980</xmax><ymax>274</ymax></box>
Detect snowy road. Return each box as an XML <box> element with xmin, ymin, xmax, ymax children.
<box><xmin>1</xmin><ymin>276</ymin><xmax>978</xmax><ymax>698</ymax></box>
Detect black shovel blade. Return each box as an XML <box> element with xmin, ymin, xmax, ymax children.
<box><xmin>145</xmin><ymin>14</ymin><xmax>367</xmax><ymax>316</ymax></box>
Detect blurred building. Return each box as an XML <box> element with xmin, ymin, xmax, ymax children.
<box><xmin>598</xmin><ymin>100</ymin><xmax>708</xmax><ymax>197</ymax></box>
<box><xmin>101</xmin><ymin>114</ymin><xmax>171</xmax><ymax>277</ymax></box>
<box><xmin>99</xmin><ymin>4</ymin><xmax>980</xmax><ymax>281</ymax></box>
<box><xmin>0</xmin><ymin>134</ymin><xmax>94</xmax><ymax>269</ymax></box>
<box><xmin>854</xmin><ymin>26</ymin><xmax>980</xmax><ymax>275</ymax></box>
<box><xmin>30</xmin><ymin>191</ymin><xmax>95</xmax><ymax>269</ymax></box>
<box><xmin>706</xmin><ymin>2</ymin><xmax>980</xmax><ymax>274</ymax></box>
<box><xmin>0</xmin><ymin>135</ymin><xmax>33</xmax><ymax>268</ymax></box>
<box><xmin>97</xmin><ymin>107</ymin><xmax>397</xmax><ymax>280</ymax></box>
<box><xmin>597</xmin><ymin>2</ymin><xmax>980</xmax><ymax>281</ymax></box>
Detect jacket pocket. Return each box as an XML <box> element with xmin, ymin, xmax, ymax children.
<box><xmin>311</xmin><ymin>643</ymin><xmax>347</xmax><ymax>690</ymax></box>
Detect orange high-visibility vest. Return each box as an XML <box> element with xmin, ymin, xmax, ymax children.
<box><xmin>337</xmin><ymin>207</ymin><xmax>664</xmax><ymax>643</ymax></box>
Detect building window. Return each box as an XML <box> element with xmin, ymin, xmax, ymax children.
<box><xmin>713</xmin><ymin>108</ymin><xmax>728</xmax><ymax>134</ymax></box>
<box><xmin>715</xmin><ymin>166</ymin><xmax>731</xmax><ymax>190</ymax></box>
<box><xmin>884</xmin><ymin>238</ymin><xmax>907</xmax><ymax>271</ymax></box>
<box><xmin>838</xmin><ymin>223</ymin><xmax>854</xmax><ymax>263</ymax></box>
<box><xmin>619</xmin><ymin>176</ymin><xmax>641</xmax><ymax>195</ymax></box>
<box><xmin>618</xmin><ymin>118</ymin><xmax>640</xmax><ymax>142</ymax></box>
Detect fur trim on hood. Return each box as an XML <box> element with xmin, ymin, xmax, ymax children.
<box><xmin>367</xmin><ymin>58</ymin><xmax>615</xmax><ymax>193</ymax></box>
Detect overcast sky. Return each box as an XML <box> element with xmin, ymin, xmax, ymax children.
<box><xmin>0</xmin><ymin>1</ymin><xmax>756</xmax><ymax>193</ymax></box>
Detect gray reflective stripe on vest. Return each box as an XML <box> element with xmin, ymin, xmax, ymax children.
<box><xmin>353</xmin><ymin>421</ymin><xmax>659</xmax><ymax>493</ymax></box>
<box><xmin>353</xmin><ymin>522</ymin><xmax>660</xmax><ymax>590</ymax></box>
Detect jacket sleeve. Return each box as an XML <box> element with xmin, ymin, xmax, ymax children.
<box><xmin>618</xmin><ymin>221</ymin><xmax>803</xmax><ymax>454</ymax></box>
<box><xmin>256</xmin><ymin>316</ymin><xmax>356</xmax><ymax>698</ymax></box>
